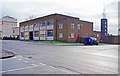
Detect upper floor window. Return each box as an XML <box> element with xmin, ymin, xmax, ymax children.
<box><xmin>42</xmin><ymin>22</ymin><xmax>45</xmax><ymax>26</ymax></box>
<box><xmin>105</xmin><ymin>25</ymin><xmax>107</xmax><ymax>28</ymax></box>
<box><xmin>77</xmin><ymin>24</ymin><xmax>80</xmax><ymax>29</ymax></box>
<box><xmin>59</xmin><ymin>23</ymin><xmax>63</xmax><ymax>29</ymax></box>
<box><xmin>105</xmin><ymin>22</ymin><xmax>107</xmax><ymax>25</ymax></box>
<box><xmin>47</xmin><ymin>19</ymin><xmax>54</xmax><ymax>25</ymax></box>
<box><xmin>71</xmin><ymin>23</ymin><xmax>74</xmax><ymax>29</ymax></box>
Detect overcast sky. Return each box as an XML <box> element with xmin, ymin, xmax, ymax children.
<box><xmin>0</xmin><ymin>0</ymin><xmax>119</xmax><ymax>35</ymax></box>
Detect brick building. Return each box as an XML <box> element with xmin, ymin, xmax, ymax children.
<box><xmin>19</xmin><ymin>13</ymin><xmax>100</xmax><ymax>42</ymax></box>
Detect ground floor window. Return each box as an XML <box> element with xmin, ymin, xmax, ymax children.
<box><xmin>71</xmin><ymin>33</ymin><xmax>74</xmax><ymax>38</ymax></box>
<box><xmin>21</xmin><ymin>32</ymin><xmax>24</xmax><ymax>37</ymax></box>
<box><xmin>47</xmin><ymin>30</ymin><xmax>53</xmax><ymax>37</ymax></box>
<box><xmin>34</xmin><ymin>31</ymin><xmax>39</xmax><ymax>37</ymax></box>
<box><xmin>59</xmin><ymin>33</ymin><xmax>63</xmax><ymax>38</ymax></box>
<box><xmin>24</xmin><ymin>32</ymin><xmax>29</xmax><ymax>39</ymax></box>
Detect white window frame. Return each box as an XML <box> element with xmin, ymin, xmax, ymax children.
<box><xmin>59</xmin><ymin>33</ymin><xmax>63</xmax><ymax>38</ymax></box>
<box><xmin>71</xmin><ymin>23</ymin><xmax>74</xmax><ymax>29</ymax></box>
<box><xmin>59</xmin><ymin>23</ymin><xmax>63</xmax><ymax>29</ymax></box>
<box><xmin>105</xmin><ymin>29</ymin><xmax>106</xmax><ymax>32</ymax></box>
<box><xmin>34</xmin><ymin>31</ymin><xmax>39</xmax><ymax>37</ymax></box>
<box><xmin>71</xmin><ymin>33</ymin><xmax>74</xmax><ymax>38</ymax></box>
<box><xmin>77</xmin><ymin>24</ymin><xmax>80</xmax><ymax>29</ymax></box>
<box><xmin>105</xmin><ymin>22</ymin><xmax>106</xmax><ymax>25</ymax></box>
<box><xmin>105</xmin><ymin>25</ymin><xmax>107</xmax><ymax>28</ymax></box>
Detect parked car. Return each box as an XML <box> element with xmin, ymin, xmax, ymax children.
<box><xmin>82</xmin><ymin>37</ymin><xmax>98</xmax><ymax>45</ymax></box>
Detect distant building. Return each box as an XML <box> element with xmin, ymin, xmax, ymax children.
<box><xmin>19</xmin><ymin>13</ymin><xmax>100</xmax><ymax>42</ymax></box>
<box><xmin>101</xmin><ymin>7</ymin><xmax>108</xmax><ymax>36</ymax></box>
<box><xmin>0</xmin><ymin>31</ymin><xmax>2</xmax><ymax>39</ymax></box>
<box><xmin>118</xmin><ymin>1</ymin><xmax>120</xmax><ymax>36</ymax></box>
<box><xmin>118</xmin><ymin>28</ymin><xmax>120</xmax><ymax>36</ymax></box>
<box><xmin>0</xmin><ymin>16</ymin><xmax>17</xmax><ymax>38</ymax></box>
<box><xmin>12</xmin><ymin>27</ymin><xmax>19</xmax><ymax>38</ymax></box>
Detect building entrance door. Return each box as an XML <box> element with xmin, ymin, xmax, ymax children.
<box><xmin>29</xmin><ymin>32</ymin><xmax>33</xmax><ymax>40</ymax></box>
<box><xmin>77</xmin><ymin>33</ymin><xmax>80</xmax><ymax>42</ymax></box>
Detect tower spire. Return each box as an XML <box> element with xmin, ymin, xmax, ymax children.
<box><xmin>102</xmin><ymin>3</ymin><xmax>106</xmax><ymax>19</ymax></box>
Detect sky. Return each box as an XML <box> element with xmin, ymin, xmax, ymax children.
<box><xmin>0</xmin><ymin>0</ymin><xmax>119</xmax><ymax>35</ymax></box>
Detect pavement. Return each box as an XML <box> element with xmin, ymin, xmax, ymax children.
<box><xmin>2</xmin><ymin>55</ymin><xmax>72</xmax><ymax>74</ymax></box>
<box><xmin>0</xmin><ymin>40</ymin><xmax>119</xmax><ymax>75</ymax></box>
<box><xmin>0</xmin><ymin>49</ymin><xmax>16</xmax><ymax>59</ymax></box>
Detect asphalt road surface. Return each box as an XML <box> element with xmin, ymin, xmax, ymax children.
<box><xmin>0</xmin><ymin>40</ymin><xmax>118</xmax><ymax>74</ymax></box>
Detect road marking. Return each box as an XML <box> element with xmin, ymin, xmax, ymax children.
<box><xmin>39</xmin><ymin>63</ymin><xmax>46</xmax><ymax>66</ymax></box>
<box><xmin>60</xmin><ymin>69</ymin><xmax>72</xmax><ymax>74</ymax></box>
<box><xmin>49</xmin><ymin>66</ymin><xmax>57</xmax><ymax>69</ymax></box>
<box><xmin>30</xmin><ymin>64</ymin><xmax>38</xmax><ymax>66</ymax></box>
<box><xmin>1</xmin><ymin>50</ymin><xmax>76</xmax><ymax>74</ymax></box>
<box><xmin>25</xmin><ymin>58</ymin><xmax>29</xmax><ymax>60</ymax></box>
<box><xmin>23</xmin><ymin>61</ymin><xmax>29</xmax><ymax>63</ymax></box>
<box><xmin>18</xmin><ymin>59</ymin><xmax>22</xmax><ymax>61</ymax></box>
<box><xmin>1</xmin><ymin>65</ymin><xmax>39</xmax><ymax>73</ymax></box>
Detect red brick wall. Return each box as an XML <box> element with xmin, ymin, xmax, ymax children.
<box><xmin>79</xmin><ymin>20</ymin><xmax>93</xmax><ymax>37</ymax></box>
<box><xmin>19</xmin><ymin>14</ymin><xmax>101</xmax><ymax>43</ymax></box>
<box><xmin>101</xmin><ymin>36</ymin><xmax>120</xmax><ymax>44</ymax></box>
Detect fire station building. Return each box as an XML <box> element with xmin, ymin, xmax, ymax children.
<box><xmin>19</xmin><ymin>13</ymin><xmax>100</xmax><ymax>42</ymax></box>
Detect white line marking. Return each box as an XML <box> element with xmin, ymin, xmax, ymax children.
<box><xmin>39</xmin><ymin>63</ymin><xmax>46</xmax><ymax>66</ymax></box>
<box><xmin>60</xmin><ymin>69</ymin><xmax>72</xmax><ymax>74</ymax></box>
<box><xmin>18</xmin><ymin>59</ymin><xmax>22</xmax><ymax>61</ymax></box>
<box><xmin>23</xmin><ymin>61</ymin><xmax>29</xmax><ymax>63</ymax></box>
<box><xmin>49</xmin><ymin>66</ymin><xmax>57</xmax><ymax>69</ymax></box>
<box><xmin>30</xmin><ymin>64</ymin><xmax>38</xmax><ymax>66</ymax></box>
<box><xmin>1</xmin><ymin>65</ymin><xmax>39</xmax><ymax>73</ymax></box>
<box><xmin>25</xmin><ymin>58</ymin><xmax>29</xmax><ymax>60</ymax></box>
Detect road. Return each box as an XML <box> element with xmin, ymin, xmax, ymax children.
<box><xmin>0</xmin><ymin>40</ymin><xmax>118</xmax><ymax>74</ymax></box>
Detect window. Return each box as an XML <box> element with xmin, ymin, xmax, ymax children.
<box><xmin>81</xmin><ymin>24</ymin><xmax>83</xmax><ymax>26</ymax></box>
<box><xmin>77</xmin><ymin>24</ymin><xmax>80</xmax><ymax>29</ymax></box>
<box><xmin>34</xmin><ymin>23</ymin><xmax>39</xmax><ymax>27</ymax></box>
<box><xmin>13</xmin><ymin>30</ymin><xmax>15</xmax><ymax>33</ymax></box>
<box><xmin>34</xmin><ymin>31</ymin><xmax>39</xmax><ymax>37</ymax></box>
<box><xmin>47</xmin><ymin>30</ymin><xmax>53</xmax><ymax>36</ymax></box>
<box><xmin>59</xmin><ymin>23</ymin><xmax>63</xmax><ymax>29</ymax></box>
<box><xmin>71</xmin><ymin>33</ymin><xmax>74</xmax><ymax>38</ymax></box>
<box><xmin>71</xmin><ymin>23</ymin><xmax>74</xmax><ymax>29</ymax></box>
<box><xmin>105</xmin><ymin>25</ymin><xmax>107</xmax><ymax>28</ymax></box>
<box><xmin>105</xmin><ymin>22</ymin><xmax>106</xmax><ymax>25</ymax></box>
<box><xmin>24</xmin><ymin>32</ymin><xmax>29</xmax><ymax>38</ymax></box>
<box><xmin>21</xmin><ymin>32</ymin><xmax>24</xmax><ymax>37</ymax></box>
<box><xmin>105</xmin><ymin>29</ymin><xmax>107</xmax><ymax>32</ymax></box>
<box><xmin>47</xmin><ymin>21</ymin><xmax>51</xmax><ymax>25</ymax></box>
<box><xmin>42</xmin><ymin>22</ymin><xmax>45</xmax><ymax>26</ymax></box>
<box><xmin>97</xmin><ymin>34</ymin><xmax>99</xmax><ymax>37</ymax></box>
<box><xmin>59</xmin><ymin>33</ymin><xmax>63</xmax><ymax>38</ymax></box>
<box><xmin>47</xmin><ymin>19</ymin><xmax>54</xmax><ymax>25</ymax></box>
